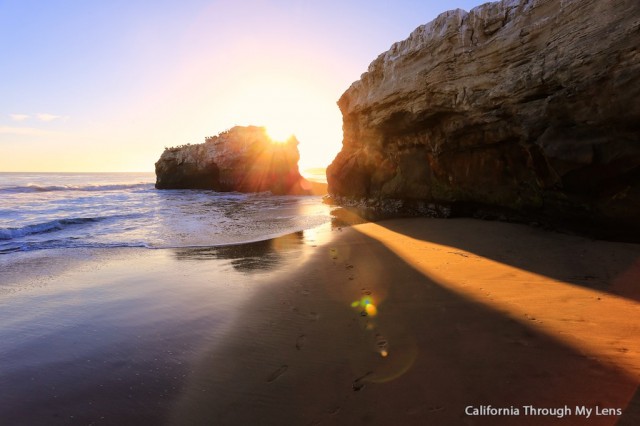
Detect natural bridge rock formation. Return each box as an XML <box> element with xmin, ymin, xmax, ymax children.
<box><xmin>155</xmin><ymin>126</ymin><xmax>311</xmax><ymax>195</ymax></box>
<box><xmin>327</xmin><ymin>0</ymin><xmax>640</xmax><ymax>240</ymax></box>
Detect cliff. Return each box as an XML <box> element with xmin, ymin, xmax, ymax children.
<box><xmin>327</xmin><ymin>0</ymin><xmax>640</xmax><ymax>240</ymax></box>
<box><xmin>155</xmin><ymin>126</ymin><xmax>311</xmax><ymax>195</ymax></box>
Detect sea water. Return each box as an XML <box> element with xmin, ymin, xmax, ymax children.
<box><xmin>0</xmin><ymin>172</ymin><xmax>333</xmax><ymax>255</ymax></box>
<box><xmin>0</xmin><ymin>172</ymin><xmax>338</xmax><ymax>423</ymax></box>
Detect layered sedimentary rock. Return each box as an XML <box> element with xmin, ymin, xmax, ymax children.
<box><xmin>327</xmin><ymin>0</ymin><xmax>640</xmax><ymax>239</ymax></box>
<box><xmin>155</xmin><ymin>126</ymin><xmax>310</xmax><ymax>194</ymax></box>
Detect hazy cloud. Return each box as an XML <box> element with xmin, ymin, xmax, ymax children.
<box><xmin>9</xmin><ymin>113</ymin><xmax>30</xmax><ymax>121</ymax></box>
<box><xmin>36</xmin><ymin>113</ymin><xmax>64</xmax><ymax>122</ymax></box>
<box><xmin>8</xmin><ymin>113</ymin><xmax>69</xmax><ymax>123</ymax></box>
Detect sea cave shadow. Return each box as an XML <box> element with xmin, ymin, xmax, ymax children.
<box><xmin>374</xmin><ymin>216</ymin><xmax>640</xmax><ymax>303</ymax></box>
<box><xmin>168</xmin><ymin>225</ymin><xmax>639</xmax><ymax>426</ymax></box>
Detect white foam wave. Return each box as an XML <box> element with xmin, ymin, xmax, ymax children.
<box><xmin>0</xmin><ymin>217</ymin><xmax>106</xmax><ymax>241</ymax></box>
<box><xmin>0</xmin><ymin>183</ymin><xmax>154</xmax><ymax>193</ymax></box>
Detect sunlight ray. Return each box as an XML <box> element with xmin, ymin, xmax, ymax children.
<box><xmin>353</xmin><ymin>222</ymin><xmax>640</xmax><ymax>380</ymax></box>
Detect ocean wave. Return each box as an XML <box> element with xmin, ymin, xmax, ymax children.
<box><xmin>0</xmin><ymin>183</ymin><xmax>154</xmax><ymax>193</ymax></box>
<box><xmin>0</xmin><ymin>217</ymin><xmax>107</xmax><ymax>241</ymax></box>
<box><xmin>0</xmin><ymin>240</ymin><xmax>150</xmax><ymax>255</ymax></box>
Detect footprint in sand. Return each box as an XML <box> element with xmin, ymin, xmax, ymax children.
<box><xmin>295</xmin><ymin>334</ymin><xmax>306</xmax><ymax>350</ymax></box>
<box><xmin>352</xmin><ymin>371</ymin><xmax>373</xmax><ymax>391</ymax></box>
<box><xmin>266</xmin><ymin>365</ymin><xmax>288</xmax><ymax>383</ymax></box>
<box><xmin>328</xmin><ymin>406</ymin><xmax>341</xmax><ymax>415</ymax></box>
<box><xmin>375</xmin><ymin>334</ymin><xmax>389</xmax><ymax>357</ymax></box>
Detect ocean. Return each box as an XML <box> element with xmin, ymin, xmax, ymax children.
<box><xmin>0</xmin><ymin>172</ymin><xmax>333</xmax><ymax>255</ymax></box>
<box><xmin>1</xmin><ymin>171</ymin><xmax>343</xmax><ymax>423</ymax></box>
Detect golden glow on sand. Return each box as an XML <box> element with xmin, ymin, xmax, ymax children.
<box><xmin>353</xmin><ymin>222</ymin><xmax>640</xmax><ymax>379</ymax></box>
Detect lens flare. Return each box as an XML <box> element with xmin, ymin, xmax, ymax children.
<box><xmin>365</xmin><ymin>303</ymin><xmax>378</xmax><ymax>316</ymax></box>
<box><xmin>351</xmin><ymin>296</ymin><xmax>378</xmax><ymax>317</ymax></box>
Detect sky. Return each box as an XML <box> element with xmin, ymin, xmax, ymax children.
<box><xmin>1</xmin><ymin>0</ymin><xmax>483</xmax><ymax>172</ymax></box>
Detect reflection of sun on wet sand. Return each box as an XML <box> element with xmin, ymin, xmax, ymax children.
<box><xmin>170</xmin><ymin>218</ymin><xmax>640</xmax><ymax>425</ymax></box>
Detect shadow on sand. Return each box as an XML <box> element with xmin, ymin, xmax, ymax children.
<box><xmin>168</xmin><ymin>220</ymin><xmax>640</xmax><ymax>425</ymax></box>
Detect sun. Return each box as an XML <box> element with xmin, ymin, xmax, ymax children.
<box><xmin>265</xmin><ymin>124</ymin><xmax>294</xmax><ymax>143</ymax></box>
<box><xmin>206</xmin><ymin>72</ymin><xmax>342</xmax><ymax>167</ymax></box>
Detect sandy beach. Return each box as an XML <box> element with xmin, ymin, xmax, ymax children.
<box><xmin>2</xmin><ymin>217</ymin><xmax>639</xmax><ymax>425</ymax></box>
<box><xmin>4</xmin><ymin>0</ymin><xmax>638</xmax><ymax>425</ymax></box>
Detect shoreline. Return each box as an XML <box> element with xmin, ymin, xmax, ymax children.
<box><xmin>1</xmin><ymin>218</ymin><xmax>639</xmax><ymax>424</ymax></box>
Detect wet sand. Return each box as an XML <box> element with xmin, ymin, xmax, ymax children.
<box><xmin>0</xmin><ymin>231</ymin><xmax>316</xmax><ymax>425</ymax></box>
<box><xmin>1</xmin><ymin>218</ymin><xmax>640</xmax><ymax>425</ymax></box>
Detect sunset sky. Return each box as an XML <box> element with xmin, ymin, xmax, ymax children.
<box><xmin>1</xmin><ymin>0</ymin><xmax>481</xmax><ymax>172</ymax></box>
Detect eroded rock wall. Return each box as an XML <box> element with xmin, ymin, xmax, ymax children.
<box><xmin>327</xmin><ymin>0</ymin><xmax>640</xmax><ymax>239</ymax></box>
<box><xmin>155</xmin><ymin>126</ymin><xmax>308</xmax><ymax>195</ymax></box>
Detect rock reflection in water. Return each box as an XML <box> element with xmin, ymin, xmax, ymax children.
<box><xmin>172</xmin><ymin>231</ymin><xmax>304</xmax><ymax>272</ymax></box>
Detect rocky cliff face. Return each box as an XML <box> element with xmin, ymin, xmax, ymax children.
<box><xmin>327</xmin><ymin>0</ymin><xmax>640</xmax><ymax>240</ymax></box>
<box><xmin>156</xmin><ymin>126</ymin><xmax>309</xmax><ymax>195</ymax></box>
